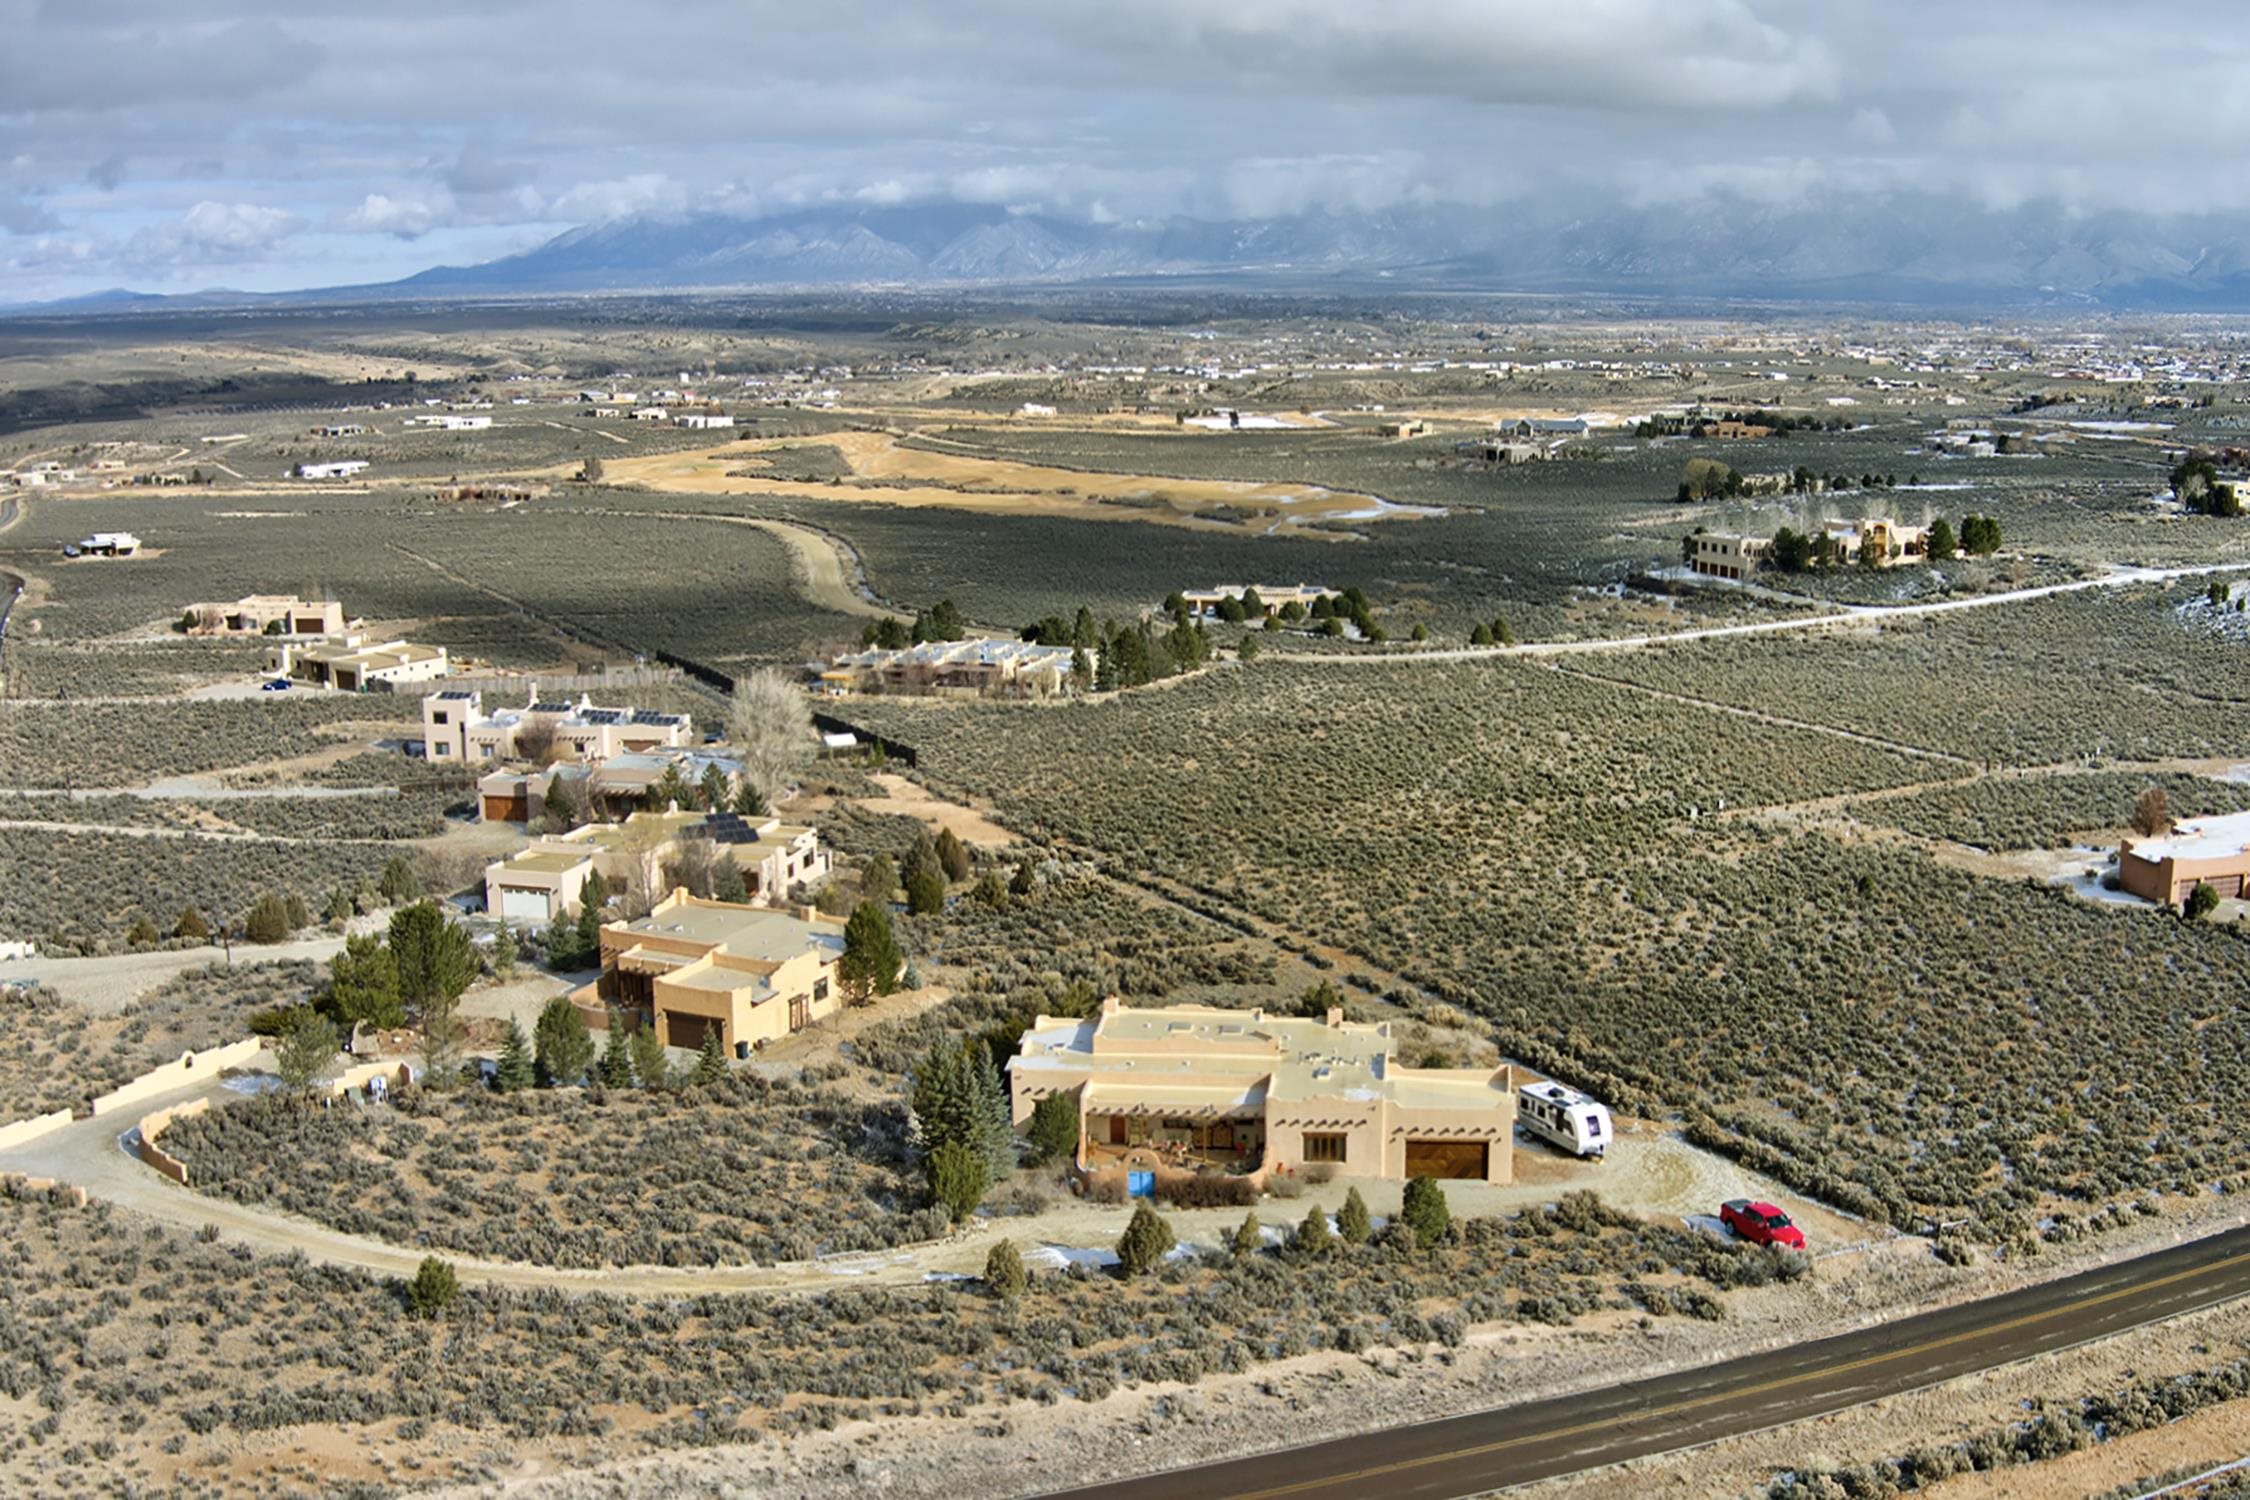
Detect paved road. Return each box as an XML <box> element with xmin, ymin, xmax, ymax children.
<box><xmin>4</xmin><ymin>932</ymin><xmax>362</xmax><ymax>1011</ymax></box>
<box><xmin>1043</xmin><ymin>1225</ymin><xmax>2250</xmax><ymax>1500</ymax></box>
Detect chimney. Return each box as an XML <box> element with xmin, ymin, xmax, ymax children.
<box><xmin>1325</xmin><ymin>1007</ymin><xmax>1344</xmax><ymax>1029</ymax></box>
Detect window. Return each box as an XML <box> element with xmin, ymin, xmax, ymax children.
<box><xmin>433</xmin><ymin>744</ymin><xmax>449</xmax><ymax>757</ymax></box>
<box><xmin>1303</xmin><ymin>1133</ymin><xmax>1347</xmax><ymax>1164</ymax></box>
<box><xmin>813</xmin><ymin>978</ymin><xmax>829</xmax><ymax>1002</ymax></box>
<box><xmin>1585</xmin><ymin>1115</ymin><xmax>1602</xmax><ymax>1137</ymax></box>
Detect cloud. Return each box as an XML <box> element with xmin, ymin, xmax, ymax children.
<box><xmin>122</xmin><ymin>200</ymin><xmax>299</xmax><ymax>268</ymax></box>
<box><xmin>5</xmin><ymin>1</ymin><xmax>2250</xmax><ymax>298</ymax></box>
<box><xmin>336</xmin><ymin>192</ymin><xmax>444</xmax><ymax>238</ymax></box>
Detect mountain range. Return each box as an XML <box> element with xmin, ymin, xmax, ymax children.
<box><xmin>26</xmin><ymin>195</ymin><xmax>2250</xmax><ymax>312</ymax></box>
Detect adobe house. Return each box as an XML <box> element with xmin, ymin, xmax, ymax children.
<box><xmin>577</xmin><ymin>889</ymin><xmax>846</xmax><ymax>1055</ymax></box>
<box><xmin>1008</xmin><ymin>998</ymin><xmax>1516</xmax><ymax>1192</ymax></box>
<box><xmin>484</xmin><ymin>808</ymin><xmax>831</xmax><ymax>925</ymax></box>
<box><xmin>2119</xmin><ymin>810</ymin><xmax>2250</xmax><ymax>907</ymax></box>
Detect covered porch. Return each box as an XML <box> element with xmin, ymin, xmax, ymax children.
<box><xmin>1080</xmin><ymin>1082</ymin><xmax>1267</xmax><ymax>1174</ymax></box>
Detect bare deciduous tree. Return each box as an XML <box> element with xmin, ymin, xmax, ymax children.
<box><xmin>2132</xmin><ymin>786</ymin><xmax>2173</xmax><ymax>839</ymax></box>
<box><xmin>727</xmin><ymin>668</ymin><xmax>813</xmax><ymax>805</ymax></box>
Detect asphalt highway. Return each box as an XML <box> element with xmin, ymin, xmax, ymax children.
<box><xmin>1044</xmin><ymin>1223</ymin><xmax>2250</xmax><ymax>1500</ymax></box>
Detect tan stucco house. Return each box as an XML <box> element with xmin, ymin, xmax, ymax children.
<box><xmin>578</xmin><ymin>890</ymin><xmax>846</xmax><ymax>1054</ymax></box>
<box><xmin>266</xmin><ymin>633</ymin><xmax>449</xmax><ymax>690</ymax></box>
<box><xmin>187</xmin><ymin>594</ymin><xmax>354</xmax><ymax>636</ymax></box>
<box><xmin>484</xmin><ymin>808</ymin><xmax>831</xmax><ymax>925</ymax></box>
<box><xmin>422</xmin><ymin>689</ymin><xmax>693</xmax><ymax>765</ymax></box>
<box><xmin>2119</xmin><ymin>810</ymin><xmax>2250</xmax><ymax>907</ymax></box>
<box><xmin>1009</xmin><ymin>998</ymin><xmax>1516</xmax><ymax>1190</ymax></box>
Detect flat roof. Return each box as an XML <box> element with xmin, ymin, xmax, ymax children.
<box><xmin>614</xmin><ymin>900</ymin><xmax>843</xmax><ymax>963</ymax></box>
<box><xmin>497</xmin><ymin>850</ymin><xmax>590</xmax><ymax>876</ymax></box>
<box><xmin>2127</xmin><ymin>809</ymin><xmax>2250</xmax><ymax>865</ymax></box>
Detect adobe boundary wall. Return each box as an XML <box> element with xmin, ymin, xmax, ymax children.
<box><xmin>88</xmin><ymin>1037</ymin><xmax>266</xmax><ymax>1117</ymax></box>
<box><xmin>137</xmin><ymin>1098</ymin><xmax>210</xmax><ymax>1185</ymax></box>
<box><xmin>0</xmin><ymin>1109</ymin><xmax>72</xmax><ymax>1154</ymax></box>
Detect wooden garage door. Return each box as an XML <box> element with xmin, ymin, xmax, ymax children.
<box><xmin>663</xmin><ymin>1012</ymin><xmax>718</xmax><ymax>1052</ymax></box>
<box><xmin>1404</xmin><ymin>1140</ymin><xmax>1487</xmax><ymax>1180</ymax></box>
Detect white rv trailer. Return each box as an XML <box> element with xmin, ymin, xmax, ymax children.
<box><xmin>1517</xmin><ymin>1080</ymin><xmax>1612</xmax><ymax>1158</ymax></box>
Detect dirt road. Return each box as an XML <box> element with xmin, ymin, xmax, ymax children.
<box><xmin>1318</xmin><ymin>560</ymin><xmax>2250</xmax><ymax>666</ymax></box>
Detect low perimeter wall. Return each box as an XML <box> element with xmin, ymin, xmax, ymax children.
<box><xmin>137</xmin><ymin>1098</ymin><xmax>211</xmax><ymax>1185</ymax></box>
<box><xmin>88</xmin><ymin>1037</ymin><xmax>267</xmax><ymax>1117</ymax></box>
<box><xmin>0</xmin><ymin>1109</ymin><xmax>73</xmax><ymax>1154</ymax></box>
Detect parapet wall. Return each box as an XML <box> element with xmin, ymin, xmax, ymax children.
<box><xmin>88</xmin><ymin>1037</ymin><xmax>266</xmax><ymax>1117</ymax></box>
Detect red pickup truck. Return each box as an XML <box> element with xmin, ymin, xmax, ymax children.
<box><xmin>1720</xmin><ymin>1198</ymin><xmax>1806</xmax><ymax>1251</ymax></box>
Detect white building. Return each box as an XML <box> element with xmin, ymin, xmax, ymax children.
<box><xmin>295</xmin><ymin>460</ymin><xmax>370</xmax><ymax>480</ymax></box>
<box><xmin>676</xmin><ymin>412</ymin><xmax>735</xmax><ymax>430</ymax></box>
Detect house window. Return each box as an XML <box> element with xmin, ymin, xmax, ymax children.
<box><xmin>434</xmin><ymin>711</ymin><xmax>448</xmax><ymax>725</ymax></box>
<box><xmin>1303</xmin><ymin>1133</ymin><xmax>1347</xmax><ymax>1164</ymax></box>
<box><xmin>433</xmin><ymin>744</ymin><xmax>449</xmax><ymax>757</ymax></box>
<box><xmin>813</xmin><ymin>978</ymin><xmax>829</xmax><ymax>1002</ymax></box>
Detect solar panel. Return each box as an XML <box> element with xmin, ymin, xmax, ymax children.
<box><xmin>580</xmin><ymin>709</ymin><xmax>621</xmax><ymax>724</ymax></box>
<box><xmin>530</xmin><ymin>701</ymin><xmax>572</xmax><ymax>713</ymax></box>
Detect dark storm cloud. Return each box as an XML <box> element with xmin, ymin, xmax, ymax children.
<box><xmin>0</xmin><ymin>0</ymin><xmax>2240</xmax><ymax>298</ymax></box>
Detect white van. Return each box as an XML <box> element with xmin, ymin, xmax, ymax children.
<box><xmin>1517</xmin><ymin>1081</ymin><xmax>1612</xmax><ymax>1159</ymax></box>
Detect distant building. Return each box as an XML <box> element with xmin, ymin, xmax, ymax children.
<box><xmin>675</xmin><ymin>411</ymin><xmax>734</xmax><ymax>430</ymax></box>
<box><xmin>485</xmin><ymin>808</ymin><xmax>830</xmax><ymax>925</ymax></box>
<box><xmin>1685</xmin><ymin>532</ymin><xmax>1770</xmax><ymax>581</ymax></box>
<box><xmin>315</xmin><ymin>423</ymin><xmax>366</xmax><ymax>437</ymax></box>
<box><xmin>1822</xmin><ymin>518</ymin><xmax>1928</xmax><ymax>566</ymax></box>
<box><xmin>422</xmin><ymin>689</ymin><xmax>693</xmax><ymax>765</ymax></box>
<box><xmin>2119</xmin><ymin>811</ymin><xmax>2250</xmax><ymax>907</ymax></box>
<box><xmin>1499</xmin><ymin>417</ymin><xmax>1588</xmax><ymax>440</ymax></box>
<box><xmin>820</xmin><ymin>638</ymin><xmax>1085</xmax><ymax>699</ymax></box>
<box><xmin>1376</xmin><ymin>419</ymin><xmax>1427</xmax><ymax>439</ymax></box>
<box><xmin>266</xmin><ymin>633</ymin><xmax>448</xmax><ymax>691</ymax></box>
<box><xmin>1019</xmin><ymin>402</ymin><xmax>1058</xmax><ymax>417</ymax></box>
<box><xmin>1008</xmin><ymin>998</ymin><xmax>1518</xmax><ymax>1189</ymax></box>
<box><xmin>1456</xmin><ymin>439</ymin><xmax>1543</xmax><ymax>466</ymax></box>
<box><xmin>1178</xmin><ymin>584</ymin><xmax>1339</xmax><ymax>620</ymax></box>
<box><xmin>295</xmin><ymin>460</ymin><xmax>369</xmax><ymax>480</ymax></box>
<box><xmin>186</xmin><ymin>594</ymin><xmax>352</xmax><ymax>636</ymax></box>
<box><xmin>1703</xmin><ymin>420</ymin><xmax>1773</xmax><ymax>440</ymax></box>
<box><xmin>476</xmin><ymin>746</ymin><xmax>750</xmax><ymax>823</ymax></box>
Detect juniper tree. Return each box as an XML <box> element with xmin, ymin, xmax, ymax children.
<box><xmin>1291</xmin><ymin>1204</ymin><xmax>1333</xmax><ymax>1259</ymax></box>
<box><xmin>984</xmin><ymin>1237</ymin><xmax>1027</xmax><ymax>1298</ymax></box>
<box><xmin>1337</xmin><ymin>1186</ymin><xmax>1373</xmax><ymax>1245</ymax></box>
<box><xmin>630</xmin><ymin>1021</ymin><xmax>670</xmax><ymax>1089</ymax></box>
<box><xmin>1401</xmin><ymin>1175</ymin><xmax>1451</xmax><ymax>1247</ymax></box>
<box><xmin>533</xmin><ymin>995</ymin><xmax>593</xmax><ymax>1087</ymax></box>
<box><xmin>1232</xmin><ymin>1212</ymin><xmax>1262</xmax><ymax>1258</ymax></box>
<box><xmin>598</xmin><ymin>1009</ymin><xmax>634</xmax><ymax>1087</ymax></box>
<box><xmin>1116</xmin><ymin>1203</ymin><xmax>1175</xmax><ymax>1276</ymax></box>
<box><xmin>925</xmin><ymin>1139</ymin><xmax>989</xmax><ymax>1223</ymax></box>
<box><xmin>692</xmin><ymin>1024</ymin><xmax>728</xmax><ymax>1086</ymax></box>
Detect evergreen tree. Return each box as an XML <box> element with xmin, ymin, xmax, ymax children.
<box><xmin>630</xmin><ymin>1023</ymin><xmax>670</xmax><ymax>1088</ymax></box>
<box><xmin>840</xmin><ymin>899</ymin><xmax>903</xmax><ymax>1001</ymax></box>
<box><xmin>495</xmin><ymin>1019</ymin><xmax>534</xmax><ymax>1092</ymax></box>
<box><xmin>173</xmin><ymin>904</ymin><xmax>210</xmax><ymax>942</ymax></box>
<box><xmin>732</xmin><ymin>777</ymin><xmax>769</xmax><ymax>817</ymax></box>
<box><xmin>1337</xmin><ymin>1186</ymin><xmax>1373</xmax><ymax>1246</ymax></box>
<box><xmin>699</xmin><ymin>761</ymin><xmax>731</xmax><ymax>812</ymax></box>
<box><xmin>1926</xmin><ymin>517</ymin><xmax>1957</xmax><ymax>561</ymax></box>
<box><xmin>905</xmin><ymin>866</ymin><xmax>946</xmax><ymax>915</ymax></box>
<box><xmin>125</xmin><ymin>913</ymin><xmax>160</xmax><ymax>950</ymax></box>
<box><xmin>1232</xmin><ymin>1212</ymin><xmax>1262</xmax><ymax>1258</ymax></box>
<box><xmin>1291</xmin><ymin>1204</ymin><xmax>1333</xmax><ymax>1259</ymax></box>
<box><xmin>581</xmin><ymin>868</ymin><xmax>610</xmax><ymax>912</ymax></box>
<box><xmin>935</xmin><ymin>828</ymin><xmax>972</xmax><ymax>882</ymax></box>
<box><xmin>984</xmin><ymin>1237</ymin><xmax>1027</xmax><ymax>1298</ymax></box>
<box><xmin>328</xmin><ymin>932</ymin><xmax>405</xmax><ymax>1030</ymax></box>
<box><xmin>964</xmin><ymin>1041</ymin><xmax>1016</xmax><ymax>1179</ymax></box>
<box><xmin>390</xmin><ymin>902</ymin><xmax>472</xmax><ymax>1084</ymax></box>
<box><xmin>533</xmin><ymin>995</ymin><xmax>593</xmax><ymax>1086</ymax></box>
<box><xmin>598</xmin><ymin>1008</ymin><xmax>635</xmax><ymax>1087</ymax></box>
<box><xmin>276</xmin><ymin>1012</ymin><xmax>341</xmax><ymax>1095</ymax></box>
<box><xmin>975</xmin><ymin>869</ymin><xmax>1010</xmax><ymax>908</ymax></box>
<box><xmin>490</xmin><ymin>921</ymin><xmax>518</xmax><ymax>979</ymax></box>
<box><xmin>1116</xmin><ymin>1203</ymin><xmax>1175</xmax><ymax>1276</ymax></box>
<box><xmin>712</xmin><ymin>859</ymin><xmax>749</xmax><ymax>904</ymax></box>
<box><xmin>378</xmin><ymin>854</ymin><xmax>421</xmax><ymax>905</ymax></box>
<box><xmin>244</xmin><ymin>891</ymin><xmax>292</xmax><ymax>944</ymax></box>
<box><xmin>324</xmin><ymin>887</ymin><xmax>355</xmax><ymax>924</ymax></box>
<box><xmin>649</xmin><ymin>759</ymin><xmax>691</xmax><ymax>811</ymax></box>
<box><xmin>926</xmin><ymin>1139</ymin><xmax>989</xmax><ymax>1223</ymax></box>
<box><xmin>1010</xmin><ymin>858</ymin><xmax>1036</xmax><ymax>897</ymax></box>
<box><xmin>911</xmin><ymin>1041</ymin><xmax>969</xmax><ymax>1152</ymax></box>
<box><xmin>692</xmin><ymin>1024</ymin><xmax>728</xmax><ymax>1086</ymax></box>
<box><xmin>1401</xmin><ymin>1175</ymin><xmax>1451</xmax><ymax>1247</ymax></box>
<box><xmin>1026</xmin><ymin>1089</ymin><xmax>1081</xmax><ymax>1164</ymax></box>
<box><xmin>404</xmin><ymin>1256</ymin><xmax>459</xmax><ymax>1319</ymax></box>
<box><xmin>859</xmin><ymin>853</ymin><xmax>898</xmax><ymax>906</ymax></box>
<box><xmin>283</xmin><ymin>892</ymin><xmax>311</xmax><ymax>932</ymax></box>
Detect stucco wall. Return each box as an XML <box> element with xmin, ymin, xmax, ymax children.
<box><xmin>88</xmin><ymin>1037</ymin><xmax>266</xmax><ymax>1117</ymax></box>
<box><xmin>0</xmin><ymin>1109</ymin><xmax>73</xmax><ymax>1153</ymax></box>
<box><xmin>136</xmin><ymin>1097</ymin><xmax>211</xmax><ymax>1185</ymax></box>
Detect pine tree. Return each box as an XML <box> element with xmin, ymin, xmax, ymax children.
<box><xmin>598</xmin><ymin>1008</ymin><xmax>634</xmax><ymax>1087</ymax></box>
<box><xmin>964</xmin><ymin>1041</ymin><xmax>1016</xmax><ymax>1180</ymax></box>
<box><xmin>1291</xmin><ymin>1204</ymin><xmax>1333</xmax><ymax>1259</ymax></box>
<box><xmin>905</xmin><ymin>866</ymin><xmax>945</xmax><ymax>915</ymax></box>
<box><xmin>495</xmin><ymin>1019</ymin><xmax>534</xmax><ymax>1092</ymax></box>
<box><xmin>699</xmin><ymin>761</ymin><xmax>731</xmax><ymax>812</ymax></box>
<box><xmin>1337</xmin><ymin>1186</ymin><xmax>1373</xmax><ymax>1246</ymax></box>
<box><xmin>692</xmin><ymin>1024</ymin><xmax>728</xmax><ymax>1086</ymax></box>
<box><xmin>935</xmin><ymin>828</ymin><xmax>972</xmax><ymax>882</ymax></box>
<box><xmin>328</xmin><ymin>932</ymin><xmax>405</xmax><ymax>1030</ymax></box>
<box><xmin>378</xmin><ymin>854</ymin><xmax>421</xmax><ymax>905</ymax></box>
<box><xmin>1232</xmin><ymin>1212</ymin><xmax>1262</xmax><ymax>1258</ymax></box>
<box><xmin>630</xmin><ymin>1022</ymin><xmax>670</xmax><ymax>1089</ymax></box>
<box><xmin>1026</xmin><ymin>1090</ymin><xmax>1081</xmax><ymax>1165</ymax></box>
<box><xmin>490</xmin><ymin>921</ymin><xmax>518</xmax><ymax>979</ymax></box>
<box><xmin>911</xmin><ymin>1042</ymin><xmax>968</xmax><ymax>1152</ymax></box>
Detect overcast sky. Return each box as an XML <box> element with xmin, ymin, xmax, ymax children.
<box><xmin>2</xmin><ymin>0</ymin><xmax>2241</xmax><ymax>302</ymax></box>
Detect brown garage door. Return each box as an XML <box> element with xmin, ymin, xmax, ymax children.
<box><xmin>663</xmin><ymin>1012</ymin><xmax>719</xmax><ymax>1052</ymax></box>
<box><xmin>1404</xmin><ymin>1140</ymin><xmax>1488</xmax><ymax>1179</ymax></box>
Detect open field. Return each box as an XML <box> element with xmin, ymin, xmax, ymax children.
<box><xmin>10</xmin><ymin>300</ymin><xmax>2250</xmax><ymax>1497</ymax></box>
